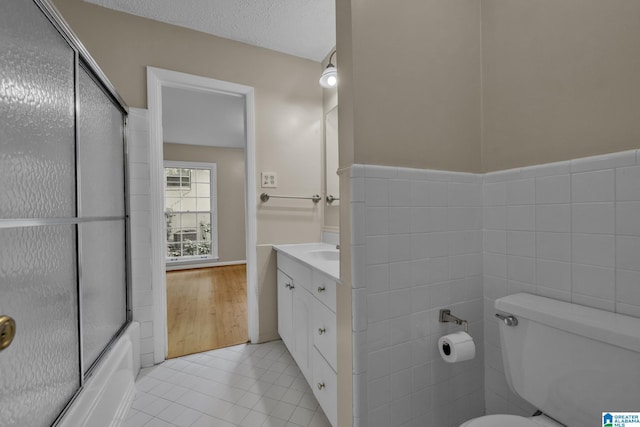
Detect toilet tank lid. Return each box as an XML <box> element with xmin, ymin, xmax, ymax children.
<box><xmin>495</xmin><ymin>293</ymin><xmax>640</xmax><ymax>353</ymax></box>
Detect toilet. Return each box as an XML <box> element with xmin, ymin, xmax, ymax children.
<box><xmin>460</xmin><ymin>414</ymin><xmax>561</xmax><ymax>426</ymax></box>
<box><xmin>461</xmin><ymin>293</ymin><xmax>640</xmax><ymax>427</ymax></box>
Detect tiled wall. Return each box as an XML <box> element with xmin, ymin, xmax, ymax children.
<box><xmin>127</xmin><ymin>108</ymin><xmax>155</xmax><ymax>368</ymax></box>
<box><xmin>350</xmin><ymin>165</ymin><xmax>485</xmax><ymax>427</ymax></box>
<box><xmin>482</xmin><ymin>150</ymin><xmax>640</xmax><ymax>416</ymax></box>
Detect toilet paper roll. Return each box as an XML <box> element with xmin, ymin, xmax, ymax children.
<box><xmin>438</xmin><ymin>331</ymin><xmax>475</xmax><ymax>363</ymax></box>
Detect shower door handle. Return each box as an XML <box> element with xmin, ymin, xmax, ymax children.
<box><xmin>0</xmin><ymin>315</ymin><xmax>16</xmax><ymax>352</ymax></box>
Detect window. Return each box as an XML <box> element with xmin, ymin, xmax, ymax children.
<box><xmin>165</xmin><ymin>169</ymin><xmax>191</xmax><ymax>189</ymax></box>
<box><xmin>164</xmin><ymin>161</ymin><xmax>217</xmax><ymax>262</ymax></box>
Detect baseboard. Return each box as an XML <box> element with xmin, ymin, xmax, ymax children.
<box><xmin>165</xmin><ymin>259</ymin><xmax>247</xmax><ymax>271</ymax></box>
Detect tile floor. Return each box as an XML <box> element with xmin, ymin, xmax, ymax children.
<box><xmin>124</xmin><ymin>340</ymin><xmax>331</xmax><ymax>427</ymax></box>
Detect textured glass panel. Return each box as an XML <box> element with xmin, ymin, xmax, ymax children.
<box><xmin>0</xmin><ymin>1</ymin><xmax>76</xmax><ymax>218</ymax></box>
<box><xmin>80</xmin><ymin>220</ymin><xmax>127</xmax><ymax>371</ymax></box>
<box><xmin>78</xmin><ymin>68</ymin><xmax>125</xmax><ymax>217</ymax></box>
<box><xmin>0</xmin><ymin>225</ymin><xmax>80</xmax><ymax>427</ymax></box>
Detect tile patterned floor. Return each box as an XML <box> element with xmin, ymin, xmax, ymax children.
<box><xmin>123</xmin><ymin>340</ymin><xmax>332</xmax><ymax>427</ymax></box>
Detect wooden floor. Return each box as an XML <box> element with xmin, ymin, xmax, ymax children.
<box><xmin>166</xmin><ymin>264</ymin><xmax>248</xmax><ymax>359</ymax></box>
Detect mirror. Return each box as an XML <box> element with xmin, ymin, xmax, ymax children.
<box><xmin>323</xmin><ymin>105</ymin><xmax>339</xmax><ymax>229</ymax></box>
<box><xmin>325</xmin><ymin>106</ymin><xmax>339</xmax><ymax>204</ymax></box>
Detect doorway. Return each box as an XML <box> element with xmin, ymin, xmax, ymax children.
<box><xmin>147</xmin><ymin>67</ymin><xmax>258</xmax><ymax>363</ymax></box>
<box><xmin>166</xmin><ymin>265</ymin><xmax>247</xmax><ymax>358</ymax></box>
<box><xmin>163</xmin><ymin>154</ymin><xmax>246</xmax><ymax>357</ymax></box>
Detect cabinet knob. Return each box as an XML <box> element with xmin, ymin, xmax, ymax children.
<box><xmin>317</xmin><ymin>286</ymin><xmax>326</xmax><ymax>293</ymax></box>
<box><xmin>285</xmin><ymin>283</ymin><xmax>291</xmax><ymax>289</ymax></box>
<box><xmin>317</xmin><ymin>382</ymin><xmax>325</xmax><ymax>390</ymax></box>
<box><xmin>289</xmin><ymin>284</ymin><xmax>295</xmax><ymax>290</ymax></box>
<box><xmin>318</xmin><ymin>327</ymin><xmax>326</xmax><ymax>335</ymax></box>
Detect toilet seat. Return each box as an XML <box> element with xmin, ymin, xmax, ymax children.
<box><xmin>460</xmin><ymin>414</ymin><xmax>564</xmax><ymax>427</ymax></box>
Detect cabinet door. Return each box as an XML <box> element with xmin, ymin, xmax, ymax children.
<box><xmin>312</xmin><ymin>348</ymin><xmax>338</xmax><ymax>427</ymax></box>
<box><xmin>313</xmin><ymin>298</ymin><xmax>337</xmax><ymax>371</ymax></box>
<box><xmin>292</xmin><ymin>286</ymin><xmax>312</xmax><ymax>382</ymax></box>
<box><xmin>277</xmin><ymin>270</ymin><xmax>293</xmax><ymax>348</ymax></box>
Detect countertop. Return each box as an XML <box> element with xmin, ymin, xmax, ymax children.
<box><xmin>272</xmin><ymin>242</ymin><xmax>340</xmax><ymax>281</ymax></box>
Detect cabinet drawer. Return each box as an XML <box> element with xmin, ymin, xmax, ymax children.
<box><xmin>311</xmin><ymin>270</ymin><xmax>336</xmax><ymax>312</ymax></box>
<box><xmin>277</xmin><ymin>252</ymin><xmax>312</xmax><ymax>292</ymax></box>
<box><xmin>312</xmin><ymin>348</ymin><xmax>337</xmax><ymax>427</ymax></box>
<box><xmin>312</xmin><ymin>298</ymin><xmax>337</xmax><ymax>371</ymax></box>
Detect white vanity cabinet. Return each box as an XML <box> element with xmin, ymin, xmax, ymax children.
<box><xmin>277</xmin><ymin>257</ymin><xmax>313</xmax><ymax>382</ymax></box>
<box><xmin>276</xmin><ymin>250</ymin><xmax>338</xmax><ymax>427</ymax></box>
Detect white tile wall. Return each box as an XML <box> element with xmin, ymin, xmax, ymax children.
<box><xmin>128</xmin><ymin>108</ymin><xmax>155</xmax><ymax>368</ymax></box>
<box><xmin>482</xmin><ymin>149</ymin><xmax>640</xmax><ymax>416</ymax></box>
<box><xmin>122</xmin><ymin>145</ymin><xmax>640</xmax><ymax>421</ymax></box>
<box><xmin>347</xmin><ymin>149</ymin><xmax>640</xmax><ymax>425</ymax></box>
<box><xmin>350</xmin><ymin>165</ymin><xmax>485</xmax><ymax>427</ymax></box>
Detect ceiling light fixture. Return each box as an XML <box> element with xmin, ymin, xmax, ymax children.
<box><xmin>319</xmin><ymin>50</ymin><xmax>337</xmax><ymax>88</ymax></box>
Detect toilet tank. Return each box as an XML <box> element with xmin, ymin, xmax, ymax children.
<box><xmin>495</xmin><ymin>293</ymin><xmax>640</xmax><ymax>427</ymax></box>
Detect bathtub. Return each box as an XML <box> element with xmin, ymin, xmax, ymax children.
<box><xmin>58</xmin><ymin>322</ymin><xmax>141</xmax><ymax>427</ymax></box>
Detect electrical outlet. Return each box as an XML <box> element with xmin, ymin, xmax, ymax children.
<box><xmin>261</xmin><ymin>172</ymin><xmax>278</xmax><ymax>188</ymax></box>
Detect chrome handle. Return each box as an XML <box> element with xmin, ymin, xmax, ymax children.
<box><xmin>317</xmin><ymin>382</ymin><xmax>325</xmax><ymax>390</ymax></box>
<box><xmin>326</xmin><ymin>195</ymin><xmax>339</xmax><ymax>204</ymax></box>
<box><xmin>0</xmin><ymin>315</ymin><xmax>16</xmax><ymax>352</ymax></box>
<box><xmin>495</xmin><ymin>313</ymin><xmax>518</xmax><ymax>327</ymax></box>
<box><xmin>317</xmin><ymin>286</ymin><xmax>326</xmax><ymax>293</ymax></box>
<box><xmin>318</xmin><ymin>327</ymin><xmax>326</xmax><ymax>335</ymax></box>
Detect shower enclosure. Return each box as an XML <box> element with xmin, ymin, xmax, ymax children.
<box><xmin>0</xmin><ymin>1</ymin><xmax>130</xmax><ymax>426</ymax></box>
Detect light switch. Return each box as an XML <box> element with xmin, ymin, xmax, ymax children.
<box><xmin>261</xmin><ymin>172</ymin><xmax>278</xmax><ymax>188</ymax></box>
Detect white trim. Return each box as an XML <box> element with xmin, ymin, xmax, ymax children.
<box><xmin>164</xmin><ymin>160</ymin><xmax>219</xmax><ymax>169</ymax></box>
<box><xmin>163</xmin><ymin>160</ymin><xmax>218</xmax><ymax>261</ymax></box>
<box><xmin>147</xmin><ymin>67</ymin><xmax>258</xmax><ymax>364</ymax></box>
<box><xmin>166</xmin><ymin>259</ymin><xmax>247</xmax><ymax>272</ymax></box>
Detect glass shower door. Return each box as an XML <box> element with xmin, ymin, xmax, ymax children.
<box><xmin>0</xmin><ymin>1</ymin><xmax>80</xmax><ymax>426</ymax></box>
<box><xmin>77</xmin><ymin>66</ymin><xmax>128</xmax><ymax>373</ymax></box>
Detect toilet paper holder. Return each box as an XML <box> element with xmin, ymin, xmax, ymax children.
<box><xmin>439</xmin><ymin>309</ymin><xmax>468</xmax><ymax>333</ymax></box>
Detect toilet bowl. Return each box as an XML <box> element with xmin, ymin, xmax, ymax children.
<box><xmin>460</xmin><ymin>414</ymin><xmax>563</xmax><ymax>427</ymax></box>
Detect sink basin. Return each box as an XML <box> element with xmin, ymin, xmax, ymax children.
<box><xmin>305</xmin><ymin>249</ymin><xmax>339</xmax><ymax>262</ymax></box>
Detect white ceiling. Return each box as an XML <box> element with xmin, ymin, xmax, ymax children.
<box><xmin>85</xmin><ymin>0</ymin><xmax>335</xmax><ymax>61</ymax></box>
<box><xmin>162</xmin><ymin>86</ymin><xmax>246</xmax><ymax>149</ymax></box>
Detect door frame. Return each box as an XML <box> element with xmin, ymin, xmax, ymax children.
<box><xmin>147</xmin><ymin>67</ymin><xmax>258</xmax><ymax>363</ymax></box>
